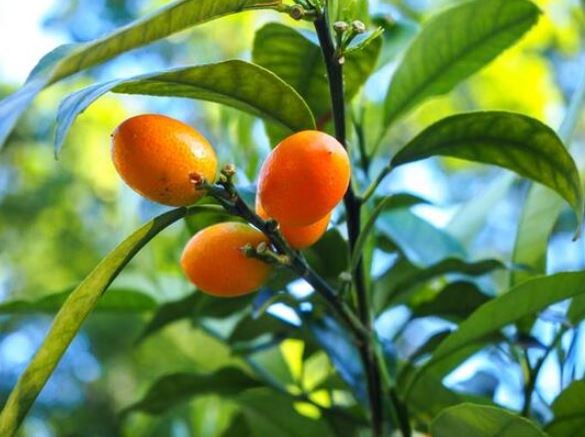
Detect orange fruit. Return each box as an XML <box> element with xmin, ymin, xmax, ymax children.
<box><xmin>257</xmin><ymin>130</ymin><xmax>350</xmax><ymax>226</ymax></box>
<box><xmin>111</xmin><ymin>114</ymin><xmax>217</xmax><ymax>206</ymax></box>
<box><xmin>181</xmin><ymin>222</ymin><xmax>271</xmax><ymax>297</ymax></box>
<box><xmin>256</xmin><ymin>196</ymin><xmax>329</xmax><ymax>249</ymax></box>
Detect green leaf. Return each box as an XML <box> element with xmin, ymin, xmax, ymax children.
<box><xmin>122</xmin><ymin>367</ymin><xmax>262</xmax><ymax>416</ymax></box>
<box><xmin>510</xmin><ymin>185</ymin><xmax>562</xmax><ymax>285</ymax></box>
<box><xmin>383</xmin><ymin>0</ymin><xmax>540</xmax><ymax>129</ymax></box>
<box><xmin>221</xmin><ymin>413</ymin><xmax>253</xmax><ymax>437</ymax></box>
<box><xmin>546</xmin><ymin>379</ymin><xmax>585</xmax><ymax>437</ymax></box>
<box><xmin>125</xmin><ymin>377</ymin><xmax>335</xmax><ymax>436</ymax></box>
<box><xmin>0</xmin><ymin>288</ymin><xmax>157</xmax><ymax>314</ymax></box>
<box><xmin>567</xmin><ymin>294</ymin><xmax>585</xmax><ymax>325</ymax></box>
<box><xmin>350</xmin><ymin>195</ymin><xmax>431</xmax><ymax>273</ymax></box>
<box><xmin>431</xmin><ymin>404</ymin><xmax>547</xmax><ymax>437</ymax></box>
<box><xmin>138</xmin><ymin>291</ymin><xmax>254</xmax><ymax>343</ymax></box>
<box><xmin>401</xmin><ymin>367</ymin><xmax>492</xmax><ymax>421</ymax></box>
<box><xmin>409</xmin><ymin>330</ymin><xmax>452</xmax><ymax>362</ymax></box>
<box><xmin>0</xmin><ymin>206</ymin><xmax>213</xmax><ymax>436</ymax></box>
<box><xmin>236</xmin><ymin>389</ymin><xmax>334</xmax><ymax>437</ymax></box>
<box><xmin>252</xmin><ymin>23</ymin><xmax>381</xmax><ymax>120</ymax></box>
<box><xmin>392</xmin><ymin>112</ymin><xmax>584</xmax><ymax>233</ymax></box>
<box><xmin>510</xmin><ymin>66</ymin><xmax>585</xmax><ymax>287</ymax></box>
<box><xmin>374</xmin><ymin>257</ymin><xmax>505</xmax><ymax>311</ymax></box>
<box><xmin>303</xmin><ymin>313</ymin><xmax>367</xmax><ymax>405</ymax></box>
<box><xmin>55</xmin><ymin>60</ymin><xmax>315</xmax><ymax>154</ymax></box>
<box><xmin>378</xmin><ymin>209</ymin><xmax>465</xmax><ymax>267</ymax></box>
<box><xmin>306</xmin><ymin>229</ymin><xmax>349</xmax><ymax>281</ymax></box>
<box><xmin>407</xmin><ymin>271</ymin><xmax>585</xmax><ymax>399</ymax></box>
<box><xmin>411</xmin><ymin>281</ymin><xmax>490</xmax><ymax>322</ymax></box>
<box><xmin>0</xmin><ymin>0</ymin><xmax>282</xmax><ymax>148</ymax></box>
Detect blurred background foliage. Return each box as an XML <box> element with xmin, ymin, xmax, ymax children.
<box><xmin>2</xmin><ymin>0</ymin><xmax>585</xmax><ymax>436</ymax></box>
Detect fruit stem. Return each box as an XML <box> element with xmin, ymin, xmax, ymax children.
<box><xmin>196</xmin><ymin>178</ymin><xmax>370</xmax><ymax>340</ymax></box>
<box><xmin>314</xmin><ymin>12</ymin><xmax>386</xmax><ymax>437</ymax></box>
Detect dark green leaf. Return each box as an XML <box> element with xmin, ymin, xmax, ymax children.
<box><xmin>374</xmin><ymin>257</ymin><xmax>505</xmax><ymax>311</ymax></box>
<box><xmin>0</xmin><ymin>288</ymin><xmax>157</xmax><ymax>314</ymax></box>
<box><xmin>252</xmin><ymin>23</ymin><xmax>381</xmax><ymax>120</ymax></box>
<box><xmin>411</xmin><ymin>281</ymin><xmax>490</xmax><ymax>322</ymax></box>
<box><xmin>55</xmin><ymin>60</ymin><xmax>314</xmax><ymax>154</ymax></box>
<box><xmin>431</xmin><ymin>403</ymin><xmax>547</xmax><ymax>437</ymax></box>
<box><xmin>391</xmin><ymin>112</ymin><xmax>584</xmax><ymax>231</ymax></box>
<box><xmin>401</xmin><ymin>366</ymin><xmax>492</xmax><ymax>421</ymax></box>
<box><xmin>138</xmin><ymin>292</ymin><xmax>253</xmax><ymax>342</ymax></box>
<box><xmin>383</xmin><ymin>0</ymin><xmax>540</xmax><ymax>128</ymax></box>
<box><xmin>568</xmin><ymin>294</ymin><xmax>585</xmax><ymax>325</ymax></box>
<box><xmin>408</xmin><ymin>272</ymin><xmax>585</xmax><ymax>400</ymax></box>
<box><xmin>236</xmin><ymin>389</ymin><xmax>334</xmax><ymax>436</ymax></box>
<box><xmin>221</xmin><ymin>413</ymin><xmax>253</xmax><ymax>437</ymax></box>
<box><xmin>306</xmin><ymin>229</ymin><xmax>349</xmax><ymax>281</ymax></box>
<box><xmin>122</xmin><ymin>367</ymin><xmax>262</xmax><ymax>416</ymax></box>
<box><xmin>546</xmin><ymin>379</ymin><xmax>585</xmax><ymax>437</ymax></box>
<box><xmin>0</xmin><ymin>0</ymin><xmax>283</xmax><ymax>148</ymax></box>
<box><xmin>184</xmin><ymin>202</ymin><xmax>236</xmax><ymax>234</ymax></box>
<box><xmin>0</xmin><ymin>206</ymin><xmax>200</xmax><ymax>436</ymax></box>
<box><xmin>229</xmin><ymin>312</ymin><xmax>295</xmax><ymax>344</ymax></box>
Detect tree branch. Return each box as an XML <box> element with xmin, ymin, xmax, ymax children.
<box><xmin>313</xmin><ymin>12</ymin><xmax>386</xmax><ymax>437</ymax></box>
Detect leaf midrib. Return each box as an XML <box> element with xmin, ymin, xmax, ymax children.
<box><xmin>393</xmin><ymin>134</ymin><xmax>579</xmax><ymax>202</ymax></box>
<box><xmin>113</xmin><ymin>76</ymin><xmax>308</xmax><ymax>130</ymax></box>
<box><xmin>386</xmin><ymin>11</ymin><xmax>536</xmax><ymax>123</ymax></box>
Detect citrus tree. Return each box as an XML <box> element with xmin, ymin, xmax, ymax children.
<box><xmin>1</xmin><ymin>0</ymin><xmax>585</xmax><ymax>436</ymax></box>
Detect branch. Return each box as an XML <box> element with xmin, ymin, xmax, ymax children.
<box><xmin>313</xmin><ymin>12</ymin><xmax>387</xmax><ymax>437</ymax></box>
<box><xmin>193</xmin><ymin>170</ymin><xmax>368</xmax><ymax>341</ymax></box>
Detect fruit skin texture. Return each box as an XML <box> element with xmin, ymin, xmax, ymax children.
<box><xmin>181</xmin><ymin>222</ymin><xmax>271</xmax><ymax>297</ymax></box>
<box><xmin>258</xmin><ymin>130</ymin><xmax>350</xmax><ymax>226</ymax></box>
<box><xmin>256</xmin><ymin>196</ymin><xmax>330</xmax><ymax>249</ymax></box>
<box><xmin>111</xmin><ymin>114</ymin><xmax>217</xmax><ymax>206</ymax></box>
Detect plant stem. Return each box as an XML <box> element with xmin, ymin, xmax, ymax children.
<box><xmin>313</xmin><ymin>12</ymin><xmax>386</xmax><ymax>437</ymax></box>
<box><xmin>521</xmin><ymin>326</ymin><xmax>567</xmax><ymax>417</ymax></box>
<box><xmin>204</xmin><ymin>179</ymin><xmax>369</xmax><ymax>340</ymax></box>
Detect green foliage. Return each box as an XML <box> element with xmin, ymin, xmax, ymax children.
<box><xmin>55</xmin><ymin>61</ymin><xmax>315</xmax><ymax>154</ymax></box>
<box><xmin>0</xmin><ymin>0</ymin><xmax>283</xmax><ymax>147</ymax></box>
<box><xmin>123</xmin><ymin>367</ymin><xmax>262</xmax><ymax>415</ymax></box>
<box><xmin>392</xmin><ymin>112</ymin><xmax>584</xmax><ymax>231</ymax></box>
<box><xmin>0</xmin><ymin>206</ymin><xmax>217</xmax><ymax>436</ymax></box>
<box><xmin>2</xmin><ymin>0</ymin><xmax>585</xmax><ymax>435</ymax></box>
<box><xmin>546</xmin><ymin>380</ymin><xmax>585</xmax><ymax>436</ymax></box>
<box><xmin>408</xmin><ymin>272</ymin><xmax>585</xmax><ymax>399</ymax></box>
<box><xmin>252</xmin><ymin>23</ymin><xmax>381</xmax><ymax>120</ymax></box>
<box><xmin>377</xmin><ymin>208</ymin><xmax>465</xmax><ymax>266</ymax></box>
<box><xmin>0</xmin><ymin>288</ymin><xmax>157</xmax><ymax>314</ymax></box>
<box><xmin>374</xmin><ymin>257</ymin><xmax>505</xmax><ymax>312</ymax></box>
<box><xmin>511</xmin><ymin>60</ymin><xmax>585</xmax><ymax>286</ymax></box>
<box><xmin>431</xmin><ymin>404</ymin><xmax>547</xmax><ymax>437</ymax></box>
<box><xmin>383</xmin><ymin>0</ymin><xmax>540</xmax><ymax>131</ymax></box>
<box><xmin>410</xmin><ymin>281</ymin><xmax>490</xmax><ymax>322</ymax></box>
